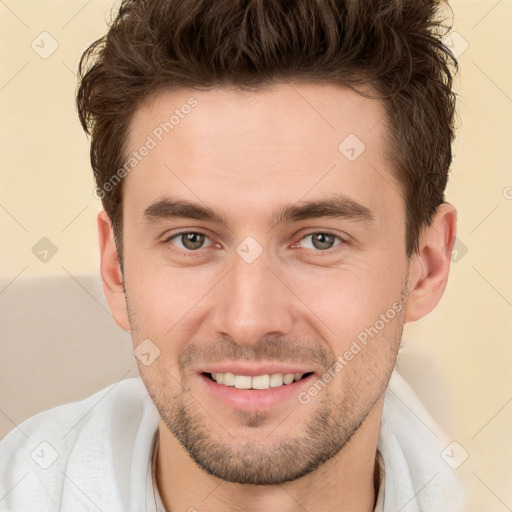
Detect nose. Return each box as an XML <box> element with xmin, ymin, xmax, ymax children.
<box><xmin>211</xmin><ymin>248</ymin><xmax>295</xmax><ymax>346</ymax></box>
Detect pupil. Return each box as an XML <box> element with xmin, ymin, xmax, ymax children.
<box><xmin>313</xmin><ymin>233</ymin><xmax>333</xmax><ymax>250</ymax></box>
<box><xmin>183</xmin><ymin>232</ymin><xmax>204</xmax><ymax>250</ymax></box>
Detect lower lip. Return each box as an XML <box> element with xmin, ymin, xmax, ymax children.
<box><xmin>199</xmin><ymin>373</ymin><xmax>315</xmax><ymax>412</ymax></box>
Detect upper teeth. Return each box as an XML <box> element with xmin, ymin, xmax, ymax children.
<box><xmin>211</xmin><ymin>372</ymin><xmax>304</xmax><ymax>390</ymax></box>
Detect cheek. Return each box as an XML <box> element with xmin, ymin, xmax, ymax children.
<box><xmin>286</xmin><ymin>254</ymin><xmax>406</xmax><ymax>344</ymax></box>
<box><xmin>124</xmin><ymin>264</ymin><xmax>217</xmax><ymax>360</ymax></box>
<box><xmin>124</xmin><ymin>233</ymin><xmax>407</xmax><ymax>353</ymax></box>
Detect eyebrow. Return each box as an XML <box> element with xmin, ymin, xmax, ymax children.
<box><xmin>142</xmin><ymin>194</ymin><xmax>375</xmax><ymax>228</ymax></box>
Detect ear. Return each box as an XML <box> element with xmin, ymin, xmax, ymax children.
<box><xmin>405</xmin><ymin>203</ymin><xmax>457</xmax><ymax>322</ymax></box>
<box><xmin>97</xmin><ymin>209</ymin><xmax>130</xmax><ymax>330</ymax></box>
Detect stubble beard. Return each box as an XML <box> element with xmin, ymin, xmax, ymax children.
<box><xmin>127</xmin><ymin>280</ymin><xmax>408</xmax><ymax>485</ymax></box>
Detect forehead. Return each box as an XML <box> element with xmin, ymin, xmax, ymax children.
<box><xmin>123</xmin><ymin>83</ymin><xmax>401</xmax><ymax>227</ymax></box>
<box><xmin>130</xmin><ymin>82</ymin><xmax>387</xmax><ymax>150</ymax></box>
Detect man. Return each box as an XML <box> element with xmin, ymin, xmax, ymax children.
<box><xmin>0</xmin><ymin>0</ymin><xmax>466</xmax><ymax>510</ymax></box>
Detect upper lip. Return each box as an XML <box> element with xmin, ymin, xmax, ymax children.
<box><xmin>200</xmin><ymin>363</ymin><xmax>314</xmax><ymax>377</ymax></box>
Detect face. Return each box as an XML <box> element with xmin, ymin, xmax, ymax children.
<box><xmin>116</xmin><ymin>83</ymin><xmax>411</xmax><ymax>484</ymax></box>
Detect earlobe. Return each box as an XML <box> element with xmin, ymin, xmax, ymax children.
<box><xmin>405</xmin><ymin>203</ymin><xmax>457</xmax><ymax>323</ymax></box>
<box><xmin>97</xmin><ymin>209</ymin><xmax>130</xmax><ymax>330</ymax></box>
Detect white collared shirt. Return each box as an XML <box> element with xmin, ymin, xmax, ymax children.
<box><xmin>0</xmin><ymin>372</ymin><xmax>466</xmax><ymax>511</ymax></box>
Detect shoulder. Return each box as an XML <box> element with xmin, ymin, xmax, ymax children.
<box><xmin>0</xmin><ymin>377</ymin><xmax>159</xmax><ymax>512</ymax></box>
<box><xmin>378</xmin><ymin>370</ymin><xmax>467</xmax><ymax>512</ymax></box>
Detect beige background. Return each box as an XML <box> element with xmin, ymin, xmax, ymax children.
<box><xmin>1</xmin><ymin>1</ymin><xmax>511</xmax><ymax>510</ymax></box>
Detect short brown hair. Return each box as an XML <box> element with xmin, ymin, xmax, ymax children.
<box><xmin>77</xmin><ymin>0</ymin><xmax>458</xmax><ymax>271</ymax></box>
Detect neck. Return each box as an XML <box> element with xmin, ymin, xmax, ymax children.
<box><xmin>155</xmin><ymin>400</ymin><xmax>383</xmax><ymax>512</ymax></box>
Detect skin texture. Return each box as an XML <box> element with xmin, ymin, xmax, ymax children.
<box><xmin>98</xmin><ymin>83</ymin><xmax>457</xmax><ymax>512</ymax></box>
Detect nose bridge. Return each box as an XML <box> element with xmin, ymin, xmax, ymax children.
<box><xmin>212</xmin><ymin>247</ymin><xmax>294</xmax><ymax>345</ymax></box>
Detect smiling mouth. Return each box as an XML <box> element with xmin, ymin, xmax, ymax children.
<box><xmin>203</xmin><ymin>371</ymin><xmax>314</xmax><ymax>390</ymax></box>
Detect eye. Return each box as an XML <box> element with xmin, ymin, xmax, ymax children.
<box><xmin>298</xmin><ymin>232</ymin><xmax>343</xmax><ymax>251</ymax></box>
<box><xmin>164</xmin><ymin>231</ymin><xmax>213</xmax><ymax>252</ymax></box>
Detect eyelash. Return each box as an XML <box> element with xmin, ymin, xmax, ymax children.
<box><xmin>162</xmin><ymin>230</ymin><xmax>346</xmax><ymax>257</ymax></box>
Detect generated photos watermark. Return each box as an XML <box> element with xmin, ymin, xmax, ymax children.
<box><xmin>93</xmin><ymin>97</ymin><xmax>198</xmax><ymax>200</ymax></box>
<box><xmin>297</xmin><ymin>301</ymin><xmax>403</xmax><ymax>404</ymax></box>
